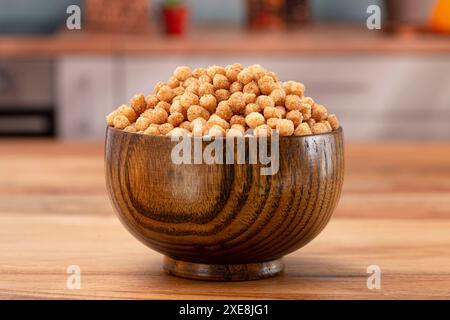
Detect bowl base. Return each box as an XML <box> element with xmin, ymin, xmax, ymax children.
<box><xmin>163</xmin><ymin>256</ymin><xmax>284</xmax><ymax>281</ymax></box>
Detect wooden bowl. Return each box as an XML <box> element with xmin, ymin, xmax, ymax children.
<box><xmin>105</xmin><ymin>126</ymin><xmax>344</xmax><ymax>281</ymax></box>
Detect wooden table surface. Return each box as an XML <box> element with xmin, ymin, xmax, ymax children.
<box><xmin>0</xmin><ymin>141</ymin><xmax>449</xmax><ymax>299</ymax></box>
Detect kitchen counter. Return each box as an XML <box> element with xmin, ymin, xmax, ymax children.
<box><xmin>0</xmin><ymin>141</ymin><xmax>449</xmax><ymax>299</ymax></box>
<box><xmin>1</xmin><ymin>25</ymin><xmax>450</xmax><ymax>57</ymax></box>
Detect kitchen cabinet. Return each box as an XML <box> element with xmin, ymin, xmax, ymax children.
<box><xmin>56</xmin><ymin>56</ymin><xmax>119</xmax><ymax>139</ymax></box>
<box><xmin>56</xmin><ymin>54</ymin><xmax>450</xmax><ymax>140</ymax></box>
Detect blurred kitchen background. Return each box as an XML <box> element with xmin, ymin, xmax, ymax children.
<box><xmin>0</xmin><ymin>0</ymin><xmax>449</xmax><ymax>140</ymax></box>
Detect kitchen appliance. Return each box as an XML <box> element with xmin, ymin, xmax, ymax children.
<box><xmin>0</xmin><ymin>60</ymin><xmax>55</xmax><ymax>137</ymax></box>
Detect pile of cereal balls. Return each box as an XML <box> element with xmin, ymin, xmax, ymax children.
<box><xmin>106</xmin><ymin>64</ymin><xmax>340</xmax><ymax>137</ymax></box>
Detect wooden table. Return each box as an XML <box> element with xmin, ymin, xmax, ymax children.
<box><xmin>0</xmin><ymin>141</ymin><xmax>449</xmax><ymax>299</ymax></box>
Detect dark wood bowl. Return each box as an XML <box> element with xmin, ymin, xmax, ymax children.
<box><xmin>105</xmin><ymin>126</ymin><xmax>344</xmax><ymax>281</ymax></box>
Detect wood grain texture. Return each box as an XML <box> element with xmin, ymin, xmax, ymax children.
<box><xmin>105</xmin><ymin>127</ymin><xmax>344</xmax><ymax>280</ymax></box>
<box><xmin>0</xmin><ymin>140</ymin><xmax>449</xmax><ymax>298</ymax></box>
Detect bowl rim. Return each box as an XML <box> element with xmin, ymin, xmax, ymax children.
<box><xmin>106</xmin><ymin>126</ymin><xmax>343</xmax><ymax>140</ymax></box>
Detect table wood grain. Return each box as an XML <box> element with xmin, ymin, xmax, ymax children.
<box><xmin>0</xmin><ymin>141</ymin><xmax>449</xmax><ymax>299</ymax></box>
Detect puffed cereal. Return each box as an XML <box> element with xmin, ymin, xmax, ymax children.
<box><xmin>245</xmin><ymin>112</ymin><xmax>265</xmax><ymax>129</ymax></box>
<box><xmin>174</xmin><ymin>66</ymin><xmax>192</xmax><ymax>81</ymax></box>
<box><xmin>294</xmin><ymin>123</ymin><xmax>312</xmax><ymax>136</ymax></box>
<box><xmin>187</xmin><ymin>105</ymin><xmax>210</xmax><ymax>122</ymax></box>
<box><xmin>276</xmin><ymin>119</ymin><xmax>294</xmax><ymax>136</ymax></box>
<box><xmin>286</xmin><ymin>110</ymin><xmax>303</xmax><ymax>127</ymax></box>
<box><xmin>107</xmin><ymin>64</ymin><xmax>341</xmax><ymax>138</ymax></box>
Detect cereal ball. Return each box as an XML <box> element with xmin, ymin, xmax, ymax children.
<box><xmin>199</xmin><ymin>94</ymin><xmax>217</xmax><ymax>114</ymax></box>
<box><xmin>228</xmin><ymin>92</ymin><xmax>246</xmax><ymax>113</ymax></box>
<box><xmin>311</xmin><ymin>104</ymin><xmax>328</xmax><ymax>121</ymax></box>
<box><xmin>144</xmin><ymin>124</ymin><xmax>161</xmax><ymax>135</ymax></box>
<box><xmin>276</xmin><ymin>106</ymin><xmax>287</xmax><ymax>118</ymax></box>
<box><xmin>213</xmin><ymin>74</ymin><xmax>230</xmax><ymax>90</ymax></box>
<box><xmin>174</xmin><ymin>66</ymin><xmax>192</xmax><ymax>81</ymax></box>
<box><xmin>180</xmin><ymin>92</ymin><xmax>199</xmax><ymax>108</ymax></box>
<box><xmin>187</xmin><ymin>105</ymin><xmax>210</xmax><ymax>122</ymax></box>
<box><xmin>244</xmin><ymin>103</ymin><xmax>261</xmax><ymax>116</ymax></box>
<box><xmin>265</xmin><ymin>71</ymin><xmax>278</xmax><ymax>81</ymax></box>
<box><xmin>294</xmin><ymin>123</ymin><xmax>312</xmax><ymax>136</ymax></box>
<box><xmin>327</xmin><ymin>114</ymin><xmax>340</xmax><ymax>130</ymax></box>
<box><xmin>208</xmin><ymin>125</ymin><xmax>226</xmax><ymax>137</ymax></box>
<box><xmin>253</xmin><ymin>124</ymin><xmax>272</xmax><ymax>137</ymax></box>
<box><xmin>227</xmin><ymin>127</ymin><xmax>244</xmax><ymax>138</ymax></box>
<box><xmin>168</xmin><ymin>112</ymin><xmax>185</xmax><ymax>127</ymax></box>
<box><xmin>207</xmin><ymin>114</ymin><xmax>230</xmax><ymax>130</ymax></box>
<box><xmin>243</xmin><ymin>81</ymin><xmax>260</xmax><ymax>96</ymax></box>
<box><xmin>256</xmin><ymin>95</ymin><xmax>275</xmax><ymax>109</ymax></box>
<box><xmin>179</xmin><ymin>121</ymin><xmax>191</xmax><ymax>131</ymax></box>
<box><xmin>237</xmin><ymin>68</ymin><xmax>253</xmax><ymax>85</ymax></box>
<box><xmin>230</xmin><ymin>81</ymin><xmax>243</xmax><ymax>94</ymax></box>
<box><xmin>264</xmin><ymin>106</ymin><xmax>283</xmax><ymax>120</ymax></box>
<box><xmin>276</xmin><ymin>119</ymin><xmax>294</xmax><ymax>136</ymax></box>
<box><xmin>154</xmin><ymin>81</ymin><xmax>165</xmax><ymax>94</ymax></box>
<box><xmin>170</xmin><ymin>100</ymin><xmax>186</xmax><ymax>117</ymax></box>
<box><xmin>183</xmin><ymin>77</ymin><xmax>199</xmax><ymax>88</ymax></box>
<box><xmin>215</xmin><ymin>101</ymin><xmax>234</xmax><ymax>121</ymax></box>
<box><xmin>285</xmin><ymin>95</ymin><xmax>302</xmax><ymax>111</ymax></box>
<box><xmin>286</xmin><ymin>110</ymin><xmax>303</xmax><ymax>127</ymax></box>
<box><xmin>321</xmin><ymin>120</ymin><xmax>332</xmax><ymax>132</ymax></box>
<box><xmin>148</xmin><ymin>108</ymin><xmax>168</xmax><ymax>124</ymax></box>
<box><xmin>283</xmin><ymin>81</ymin><xmax>305</xmax><ymax>96</ymax></box>
<box><xmin>155</xmin><ymin>101</ymin><xmax>171</xmax><ymax>113</ymax></box>
<box><xmin>258</xmin><ymin>75</ymin><xmax>276</xmax><ymax>95</ymax></box>
<box><xmin>207</xmin><ymin>65</ymin><xmax>226</xmax><ymax>79</ymax></box>
<box><xmin>190</xmin><ymin>117</ymin><xmax>207</xmax><ymax>130</ymax></box>
<box><xmin>243</xmin><ymin>93</ymin><xmax>256</xmax><ymax>104</ymax></box>
<box><xmin>269</xmin><ymin>88</ymin><xmax>286</xmax><ymax>106</ymax></box>
<box><xmin>198</xmin><ymin>82</ymin><xmax>215</xmax><ymax>96</ymax></box>
<box><xmin>215</xmin><ymin>89</ymin><xmax>231</xmax><ymax>102</ymax></box>
<box><xmin>130</xmin><ymin>94</ymin><xmax>147</xmax><ymax>114</ymax></box>
<box><xmin>307</xmin><ymin>118</ymin><xmax>316</xmax><ymax>127</ymax></box>
<box><xmin>198</xmin><ymin>74</ymin><xmax>212</xmax><ymax>84</ymax></box>
<box><xmin>173</xmin><ymin>86</ymin><xmax>185</xmax><ymax>96</ymax></box>
<box><xmin>157</xmin><ymin>85</ymin><xmax>175</xmax><ymax>102</ymax></box>
<box><xmin>231</xmin><ymin>123</ymin><xmax>245</xmax><ymax>133</ymax></box>
<box><xmin>113</xmin><ymin>115</ymin><xmax>130</xmax><ymax>129</ymax></box>
<box><xmin>190</xmin><ymin>118</ymin><xmax>208</xmax><ymax>136</ymax></box>
<box><xmin>185</xmin><ymin>82</ymin><xmax>200</xmax><ymax>96</ymax></box>
<box><xmin>159</xmin><ymin>123</ymin><xmax>174</xmax><ymax>135</ymax></box>
<box><xmin>167</xmin><ymin>127</ymin><xmax>190</xmax><ymax>137</ymax></box>
<box><xmin>135</xmin><ymin>116</ymin><xmax>151</xmax><ymax>131</ymax></box>
<box><xmin>301</xmin><ymin>96</ymin><xmax>314</xmax><ymax>106</ymax></box>
<box><xmin>230</xmin><ymin>115</ymin><xmax>246</xmax><ymax>127</ymax></box>
<box><xmin>106</xmin><ymin>110</ymin><xmax>119</xmax><ymax>126</ymax></box>
<box><xmin>249</xmin><ymin>64</ymin><xmax>267</xmax><ymax>80</ymax></box>
<box><xmin>300</xmin><ymin>105</ymin><xmax>312</xmax><ymax>121</ymax></box>
<box><xmin>192</xmin><ymin>67</ymin><xmax>207</xmax><ymax>78</ymax></box>
<box><xmin>245</xmin><ymin>112</ymin><xmax>265</xmax><ymax>129</ymax></box>
<box><xmin>311</xmin><ymin>122</ymin><xmax>330</xmax><ymax>134</ymax></box>
<box><xmin>145</xmin><ymin>94</ymin><xmax>159</xmax><ymax>109</ymax></box>
<box><xmin>266</xmin><ymin>118</ymin><xmax>279</xmax><ymax>129</ymax></box>
<box><xmin>167</xmin><ymin>76</ymin><xmax>180</xmax><ymax>89</ymax></box>
<box><xmin>225</xmin><ymin>64</ymin><xmax>242</xmax><ymax>82</ymax></box>
<box><xmin>118</xmin><ymin>105</ymin><xmax>137</xmax><ymax>122</ymax></box>
<box><xmin>124</xmin><ymin>125</ymin><xmax>137</xmax><ymax>133</ymax></box>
